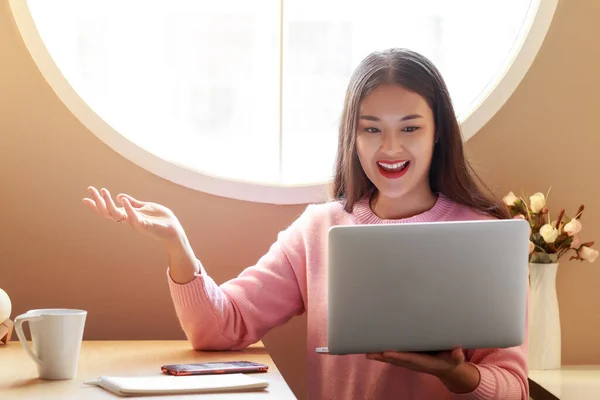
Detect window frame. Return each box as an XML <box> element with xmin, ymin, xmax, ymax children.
<box><xmin>10</xmin><ymin>0</ymin><xmax>558</xmax><ymax>204</ymax></box>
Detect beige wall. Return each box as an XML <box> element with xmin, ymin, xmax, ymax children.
<box><xmin>466</xmin><ymin>0</ymin><xmax>600</xmax><ymax>364</ymax></box>
<box><xmin>1</xmin><ymin>1</ymin><xmax>599</xmax><ymax>398</ymax></box>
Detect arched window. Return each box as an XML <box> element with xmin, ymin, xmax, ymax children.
<box><xmin>12</xmin><ymin>0</ymin><xmax>557</xmax><ymax>203</ymax></box>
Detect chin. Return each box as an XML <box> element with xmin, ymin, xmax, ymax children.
<box><xmin>374</xmin><ymin>184</ymin><xmax>414</xmax><ymax>201</ymax></box>
<box><xmin>365</xmin><ymin>164</ymin><xmax>428</xmax><ymax>200</ymax></box>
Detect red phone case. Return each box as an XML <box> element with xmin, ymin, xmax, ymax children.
<box><xmin>161</xmin><ymin>361</ymin><xmax>269</xmax><ymax>376</ymax></box>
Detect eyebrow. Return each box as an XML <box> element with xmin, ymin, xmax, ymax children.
<box><xmin>359</xmin><ymin>114</ymin><xmax>423</xmax><ymax>122</ymax></box>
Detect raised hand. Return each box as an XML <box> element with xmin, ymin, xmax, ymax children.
<box><xmin>82</xmin><ymin>186</ymin><xmax>184</xmax><ymax>242</ymax></box>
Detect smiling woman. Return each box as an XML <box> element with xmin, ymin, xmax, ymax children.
<box><xmin>10</xmin><ymin>0</ymin><xmax>557</xmax><ymax>204</ymax></box>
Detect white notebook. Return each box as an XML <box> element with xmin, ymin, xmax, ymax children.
<box><xmin>85</xmin><ymin>373</ymin><xmax>270</xmax><ymax>397</ymax></box>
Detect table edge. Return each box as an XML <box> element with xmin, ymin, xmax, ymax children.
<box><xmin>528</xmin><ymin>378</ymin><xmax>559</xmax><ymax>400</ymax></box>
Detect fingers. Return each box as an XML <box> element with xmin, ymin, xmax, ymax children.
<box><xmin>367</xmin><ymin>351</ymin><xmax>425</xmax><ymax>363</ymax></box>
<box><xmin>366</xmin><ymin>353</ymin><xmax>384</xmax><ymax>361</ymax></box>
<box><xmin>84</xmin><ymin>186</ymin><xmax>112</xmax><ymax>216</ymax></box>
<box><xmin>367</xmin><ymin>353</ymin><xmax>390</xmax><ymax>363</ymax></box>
<box><xmin>376</xmin><ymin>350</ymin><xmax>462</xmax><ymax>363</ymax></box>
<box><xmin>366</xmin><ymin>353</ymin><xmax>411</xmax><ymax>369</ymax></box>
<box><xmin>100</xmin><ymin>188</ymin><xmax>126</xmax><ymax>221</ymax></box>
<box><xmin>366</xmin><ymin>348</ymin><xmax>466</xmax><ymax>376</ymax></box>
<box><xmin>81</xmin><ymin>197</ymin><xmax>102</xmax><ymax>215</ymax></box>
<box><xmin>451</xmin><ymin>347</ymin><xmax>465</xmax><ymax>365</ymax></box>
<box><xmin>121</xmin><ymin>197</ymin><xmax>144</xmax><ymax>230</ymax></box>
<box><xmin>367</xmin><ymin>352</ymin><xmax>416</xmax><ymax>364</ymax></box>
<box><xmin>116</xmin><ymin>193</ymin><xmax>146</xmax><ymax>208</ymax></box>
<box><xmin>381</xmin><ymin>351</ymin><xmax>423</xmax><ymax>363</ymax></box>
<box><xmin>83</xmin><ymin>186</ymin><xmax>128</xmax><ymax>223</ymax></box>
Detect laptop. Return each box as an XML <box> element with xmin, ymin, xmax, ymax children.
<box><xmin>317</xmin><ymin>218</ymin><xmax>530</xmax><ymax>355</ymax></box>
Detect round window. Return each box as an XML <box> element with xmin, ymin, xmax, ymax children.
<box><xmin>14</xmin><ymin>0</ymin><xmax>557</xmax><ymax>203</ymax></box>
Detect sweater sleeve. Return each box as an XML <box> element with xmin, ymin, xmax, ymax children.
<box><xmin>166</xmin><ymin>207</ymin><xmax>312</xmax><ymax>351</ymax></box>
<box><xmin>452</xmin><ymin>286</ymin><xmax>530</xmax><ymax>400</ymax></box>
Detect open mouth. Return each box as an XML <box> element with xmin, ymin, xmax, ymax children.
<box><xmin>376</xmin><ymin>160</ymin><xmax>410</xmax><ymax>179</ymax></box>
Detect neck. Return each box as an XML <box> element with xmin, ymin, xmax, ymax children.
<box><xmin>370</xmin><ymin>186</ymin><xmax>438</xmax><ymax>220</ymax></box>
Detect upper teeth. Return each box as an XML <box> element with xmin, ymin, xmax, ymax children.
<box><xmin>378</xmin><ymin>161</ymin><xmax>408</xmax><ymax>170</ymax></box>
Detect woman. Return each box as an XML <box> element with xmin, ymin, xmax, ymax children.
<box><xmin>83</xmin><ymin>48</ymin><xmax>528</xmax><ymax>399</ymax></box>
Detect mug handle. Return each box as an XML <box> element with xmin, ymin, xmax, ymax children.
<box><xmin>14</xmin><ymin>313</ymin><xmax>44</xmax><ymax>366</ymax></box>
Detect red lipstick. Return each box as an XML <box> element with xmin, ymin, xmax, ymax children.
<box><xmin>376</xmin><ymin>160</ymin><xmax>410</xmax><ymax>179</ymax></box>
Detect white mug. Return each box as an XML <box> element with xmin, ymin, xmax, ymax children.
<box><xmin>14</xmin><ymin>308</ymin><xmax>87</xmax><ymax>380</ymax></box>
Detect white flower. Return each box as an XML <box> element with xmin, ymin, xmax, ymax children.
<box><xmin>0</xmin><ymin>288</ymin><xmax>11</xmax><ymax>322</ymax></box>
<box><xmin>529</xmin><ymin>192</ymin><xmax>546</xmax><ymax>213</ymax></box>
<box><xmin>540</xmin><ymin>224</ymin><xmax>559</xmax><ymax>243</ymax></box>
<box><xmin>503</xmin><ymin>192</ymin><xmax>519</xmax><ymax>206</ymax></box>
<box><xmin>563</xmin><ymin>218</ymin><xmax>582</xmax><ymax>236</ymax></box>
<box><xmin>580</xmin><ymin>246</ymin><xmax>599</xmax><ymax>262</ymax></box>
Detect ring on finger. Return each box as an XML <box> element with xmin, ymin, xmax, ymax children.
<box><xmin>117</xmin><ymin>215</ymin><xmax>127</xmax><ymax>223</ymax></box>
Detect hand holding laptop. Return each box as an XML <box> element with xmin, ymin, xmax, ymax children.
<box><xmin>366</xmin><ymin>347</ymin><xmax>481</xmax><ymax>394</ymax></box>
<box><xmin>366</xmin><ymin>347</ymin><xmax>464</xmax><ymax>374</ymax></box>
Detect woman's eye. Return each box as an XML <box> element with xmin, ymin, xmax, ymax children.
<box><xmin>365</xmin><ymin>127</ymin><xmax>380</xmax><ymax>133</ymax></box>
<box><xmin>402</xmin><ymin>126</ymin><xmax>420</xmax><ymax>133</ymax></box>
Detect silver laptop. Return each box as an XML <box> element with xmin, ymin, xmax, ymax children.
<box><xmin>318</xmin><ymin>218</ymin><xmax>529</xmax><ymax>355</ymax></box>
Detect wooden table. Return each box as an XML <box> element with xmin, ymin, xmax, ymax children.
<box><xmin>0</xmin><ymin>341</ymin><xmax>296</xmax><ymax>399</ymax></box>
<box><xmin>529</xmin><ymin>366</ymin><xmax>600</xmax><ymax>400</ymax></box>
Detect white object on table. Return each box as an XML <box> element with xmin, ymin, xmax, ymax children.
<box><xmin>14</xmin><ymin>308</ymin><xmax>87</xmax><ymax>380</ymax></box>
<box><xmin>85</xmin><ymin>373</ymin><xmax>269</xmax><ymax>396</ymax></box>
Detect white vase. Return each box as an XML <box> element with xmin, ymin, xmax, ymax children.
<box><xmin>528</xmin><ymin>262</ymin><xmax>561</xmax><ymax>370</ymax></box>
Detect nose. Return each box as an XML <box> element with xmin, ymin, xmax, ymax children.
<box><xmin>380</xmin><ymin>131</ymin><xmax>404</xmax><ymax>155</ymax></box>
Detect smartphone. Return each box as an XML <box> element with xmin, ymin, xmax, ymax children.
<box><xmin>161</xmin><ymin>361</ymin><xmax>269</xmax><ymax>376</ymax></box>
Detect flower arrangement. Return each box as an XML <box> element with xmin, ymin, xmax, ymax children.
<box><xmin>503</xmin><ymin>189</ymin><xmax>598</xmax><ymax>264</ymax></box>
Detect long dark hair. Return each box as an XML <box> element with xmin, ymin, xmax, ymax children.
<box><xmin>332</xmin><ymin>48</ymin><xmax>510</xmax><ymax>220</ymax></box>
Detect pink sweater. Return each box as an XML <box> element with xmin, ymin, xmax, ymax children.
<box><xmin>167</xmin><ymin>194</ymin><xmax>529</xmax><ymax>399</ymax></box>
